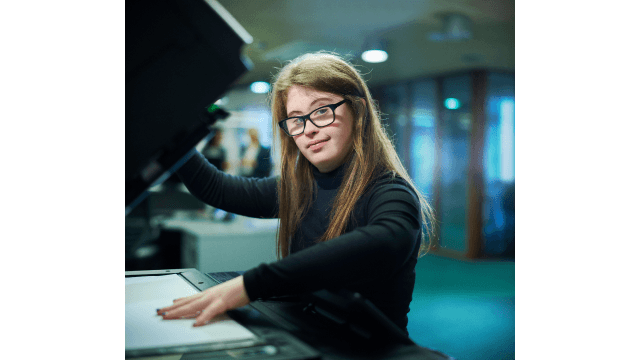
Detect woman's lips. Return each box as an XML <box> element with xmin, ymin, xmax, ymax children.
<box><xmin>308</xmin><ymin>139</ymin><xmax>329</xmax><ymax>151</ymax></box>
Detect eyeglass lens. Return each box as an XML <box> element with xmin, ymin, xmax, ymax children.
<box><xmin>285</xmin><ymin>106</ymin><xmax>334</xmax><ymax>135</ymax></box>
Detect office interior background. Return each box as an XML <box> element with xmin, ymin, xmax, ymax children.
<box><xmin>125</xmin><ymin>1</ymin><xmax>515</xmax><ymax>359</ymax></box>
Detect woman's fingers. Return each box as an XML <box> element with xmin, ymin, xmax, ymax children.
<box><xmin>161</xmin><ymin>297</ymin><xmax>209</xmax><ymax>319</ymax></box>
<box><xmin>171</xmin><ymin>291</ymin><xmax>203</xmax><ymax>303</ymax></box>
<box><xmin>178</xmin><ymin>311</ymin><xmax>201</xmax><ymax>319</ymax></box>
<box><xmin>174</xmin><ymin>292</ymin><xmax>203</xmax><ymax>304</ymax></box>
<box><xmin>193</xmin><ymin>298</ymin><xmax>226</xmax><ymax>327</ymax></box>
<box><xmin>157</xmin><ymin>294</ymin><xmax>202</xmax><ymax>315</ymax></box>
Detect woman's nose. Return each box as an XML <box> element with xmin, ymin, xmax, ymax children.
<box><xmin>303</xmin><ymin>118</ymin><xmax>319</xmax><ymax>135</ymax></box>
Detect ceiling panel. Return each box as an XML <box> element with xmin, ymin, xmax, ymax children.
<box><xmin>217</xmin><ymin>0</ymin><xmax>515</xmax><ymax>86</ymax></box>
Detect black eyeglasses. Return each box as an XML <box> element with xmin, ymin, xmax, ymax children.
<box><xmin>278</xmin><ymin>100</ymin><xmax>347</xmax><ymax>137</ymax></box>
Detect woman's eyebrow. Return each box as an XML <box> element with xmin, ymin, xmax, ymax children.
<box><xmin>287</xmin><ymin>97</ymin><xmax>335</xmax><ymax>117</ymax></box>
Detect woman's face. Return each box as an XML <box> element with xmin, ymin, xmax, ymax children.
<box><xmin>286</xmin><ymin>85</ymin><xmax>355</xmax><ymax>173</ymax></box>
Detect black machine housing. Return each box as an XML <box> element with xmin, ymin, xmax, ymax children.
<box><xmin>126</xmin><ymin>0</ymin><xmax>252</xmax><ymax>214</ymax></box>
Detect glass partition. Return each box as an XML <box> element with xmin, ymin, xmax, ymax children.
<box><xmin>373</xmin><ymin>70</ymin><xmax>514</xmax><ymax>259</ymax></box>
<box><xmin>439</xmin><ymin>75</ymin><xmax>472</xmax><ymax>252</ymax></box>
<box><xmin>377</xmin><ymin>84</ymin><xmax>411</xmax><ymax>166</ymax></box>
<box><xmin>409</xmin><ymin>80</ymin><xmax>437</xmax><ymax>200</ymax></box>
<box><xmin>482</xmin><ymin>73</ymin><xmax>515</xmax><ymax>257</ymax></box>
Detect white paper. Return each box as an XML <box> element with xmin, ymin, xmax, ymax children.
<box><xmin>125</xmin><ymin>275</ymin><xmax>257</xmax><ymax>351</ymax></box>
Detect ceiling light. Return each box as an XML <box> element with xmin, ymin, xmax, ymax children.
<box><xmin>444</xmin><ymin>98</ymin><xmax>461</xmax><ymax>110</ymax></box>
<box><xmin>362</xmin><ymin>50</ymin><xmax>388</xmax><ymax>63</ymax></box>
<box><xmin>361</xmin><ymin>38</ymin><xmax>388</xmax><ymax>63</ymax></box>
<box><xmin>250</xmin><ymin>81</ymin><xmax>270</xmax><ymax>94</ymax></box>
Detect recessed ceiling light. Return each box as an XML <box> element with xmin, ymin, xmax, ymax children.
<box><xmin>361</xmin><ymin>50</ymin><xmax>388</xmax><ymax>63</ymax></box>
<box><xmin>250</xmin><ymin>81</ymin><xmax>270</xmax><ymax>94</ymax></box>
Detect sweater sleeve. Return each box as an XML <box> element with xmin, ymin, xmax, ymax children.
<box><xmin>242</xmin><ymin>180</ymin><xmax>421</xmax><ymax>300</ymax></box>
<box><xmin>176</xmin><ymin>151</ymin><xmax>279</xmax><ymax>218</ymax></box>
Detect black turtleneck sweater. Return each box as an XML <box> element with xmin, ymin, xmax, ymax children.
<box><xmin>176</xmin><ymin>151</ymin><xmax>422</xmax><ymax>332</ymax></box>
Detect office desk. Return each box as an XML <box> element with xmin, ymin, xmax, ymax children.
<box><xmin>126</xmin><ymin>269</ymin><xmax>452</xmax><ymax>360</ymax></box>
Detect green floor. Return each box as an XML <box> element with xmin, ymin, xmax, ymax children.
<box><xmin>407</xmin><ymin>255</ymin><xmax>515</xmax><ymax>360</ymax></box>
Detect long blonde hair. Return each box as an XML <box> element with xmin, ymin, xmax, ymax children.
<box><xmin>270</xmin><ymin>52</ymin><xmax>435</xmax><ymax>258</ymax></box>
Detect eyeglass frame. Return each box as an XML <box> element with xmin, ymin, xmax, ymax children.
<box><xmin>278</xmin><ymin>99</ymin><xmax>348</xmax><ymax>137</ymax></box>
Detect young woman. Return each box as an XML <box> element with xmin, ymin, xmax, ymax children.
<box><xmin>157</xmin><ymin>52</ymin><xmax>435</xmax><ymax>334</ymax></box>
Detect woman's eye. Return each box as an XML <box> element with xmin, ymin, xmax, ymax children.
<box><xmin>294</xmin><ymin>118</ymin><xmax>304</xmax><ymax>124</ymax></box>
<box><xmin>315</xmin><ymin>109</ymin><xmax>328</xmax><ymax>116</ymax></box>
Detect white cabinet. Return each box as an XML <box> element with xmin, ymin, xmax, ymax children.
<box><xmin>161</xmin><ymin>216</ymin><xmax>279</xmax><ymax>273</ymax></box>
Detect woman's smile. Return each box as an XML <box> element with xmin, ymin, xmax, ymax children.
<box><xmin>308</xmin><ymin>138</ymin><xmax>330</xmax><ymax>151</ymax></box>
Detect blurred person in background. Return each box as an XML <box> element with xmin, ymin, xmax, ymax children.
<box><xmin>201</xmin><ymin>129</ymin><xmax>235</xmax><ymax>221</ymax></box>
<box><xmin>202</xmin><ymin>129</ymin><xmax>229</xmax><ymax>172</ymax></box>
<box><xmin>240</xmin><ymin>128</ymin><xmax>272</xmax><ymax>178</ymax></box>
<box><xmin>157</xmin><ymin>52</ymin><xmax>436</xmax><ymax>335</ymax></box>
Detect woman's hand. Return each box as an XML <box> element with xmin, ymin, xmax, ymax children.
<box><xmin>156</xmin><ymin>275</ymin><xmax>250</xmax><ymax>327</ymax></box>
